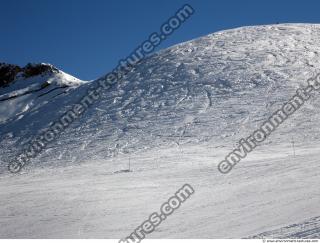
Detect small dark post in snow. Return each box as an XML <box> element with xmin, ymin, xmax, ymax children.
<box><xmin>155</xmin><ymin>156</ymin><xmax>159</xmax><ymax>169</ymax></box>
<box><xmin>291</xmin><ymin>138</ymin><xmax>296</xmax><ymax>157</ymax></box>
<box><xmin>128</xmin><ymin>156</ymin><xmax>131</xmax><ymax>171</ymax></box>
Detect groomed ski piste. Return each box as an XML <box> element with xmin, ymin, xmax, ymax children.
<box><xmin>0</xmin><ymin>24</ymin><xmax>319</xmax><ymax>239</ymax></box>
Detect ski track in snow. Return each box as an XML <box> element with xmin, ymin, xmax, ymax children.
<box><xmin>250</xmin><ymin>216</ymin><xmax>320</xmax><ymax>239</ymax></box>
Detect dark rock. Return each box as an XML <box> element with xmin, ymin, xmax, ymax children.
<box><xmin>0</xmin><ymin>63</ymin><xmax>22</xmax><ymax>88</ymax></box>
<box><xmin>23</xmin><ymin>63</ymin><xmax>59</xmax><ymax>79</ymax></box>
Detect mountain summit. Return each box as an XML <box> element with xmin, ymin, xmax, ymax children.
<box><xmin>0</xmin><ymin>63</ymin><xmax>60</xmax><ymax>88</ymax></box>
<box><xmin>0</xmin><ymin>63</ymin><xmax>85</xmax><ymax>124</ymax></box>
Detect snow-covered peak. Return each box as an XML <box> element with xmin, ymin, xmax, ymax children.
<box><xmin>0</xmin><ymin>63</ymin><xmax>59</xmax><ymax>89</ymax></box>
<box><xmin>0</xmin><ymin>63</ymin><xmax>84</xmax><ymax>94</ymax></box>
<box><xmin>0</xmin><ymin>63</ymin><xmax>86</xmax><ymax>124</ymax></box>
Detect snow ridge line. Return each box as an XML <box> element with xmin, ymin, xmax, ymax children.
<box><xmin>7</xmin><ymin>4</ymin><xmax>195</xmax><ymax>174</ymax></box>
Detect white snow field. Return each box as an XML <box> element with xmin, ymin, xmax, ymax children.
<box><xmin>0</xmin><ymin>24</ymin><xmax>320</xmax><ymax>238</ymax></box>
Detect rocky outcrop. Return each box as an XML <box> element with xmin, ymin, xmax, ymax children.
<box><xmin>23</xmin><ymin>63</ymin><xmax>59</xmax><ymax>78</ymax></box>
<box><xmin>0</xmin><ymin>63</ymin><xmax>59</xmax><ymax>88</ymax></box>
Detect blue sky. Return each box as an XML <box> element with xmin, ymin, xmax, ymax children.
<box><xmin>1</xmin><ymin>0</ymin><xmax>320</xmax><ymax>80</ymax></box>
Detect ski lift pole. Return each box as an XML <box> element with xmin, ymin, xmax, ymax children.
<box><xmin>129</xmin><ymin>156</ymin><xmax>131</xmax><ymax>171</ymax></box>
<box><xmin>291</xmin><ymin>138</ymin><xmax>296</xmax><ymax>157</ymax></box>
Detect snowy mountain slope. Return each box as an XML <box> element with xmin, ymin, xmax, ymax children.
<box><xmin>2</xmin><ymin>24</ymin><xmax>320</xmax><ymax>173</ymax></box>
<box><xmin>0</xmin><ymin>24</ymin><xmax>320</xmax><ymax>239</ymax></box>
